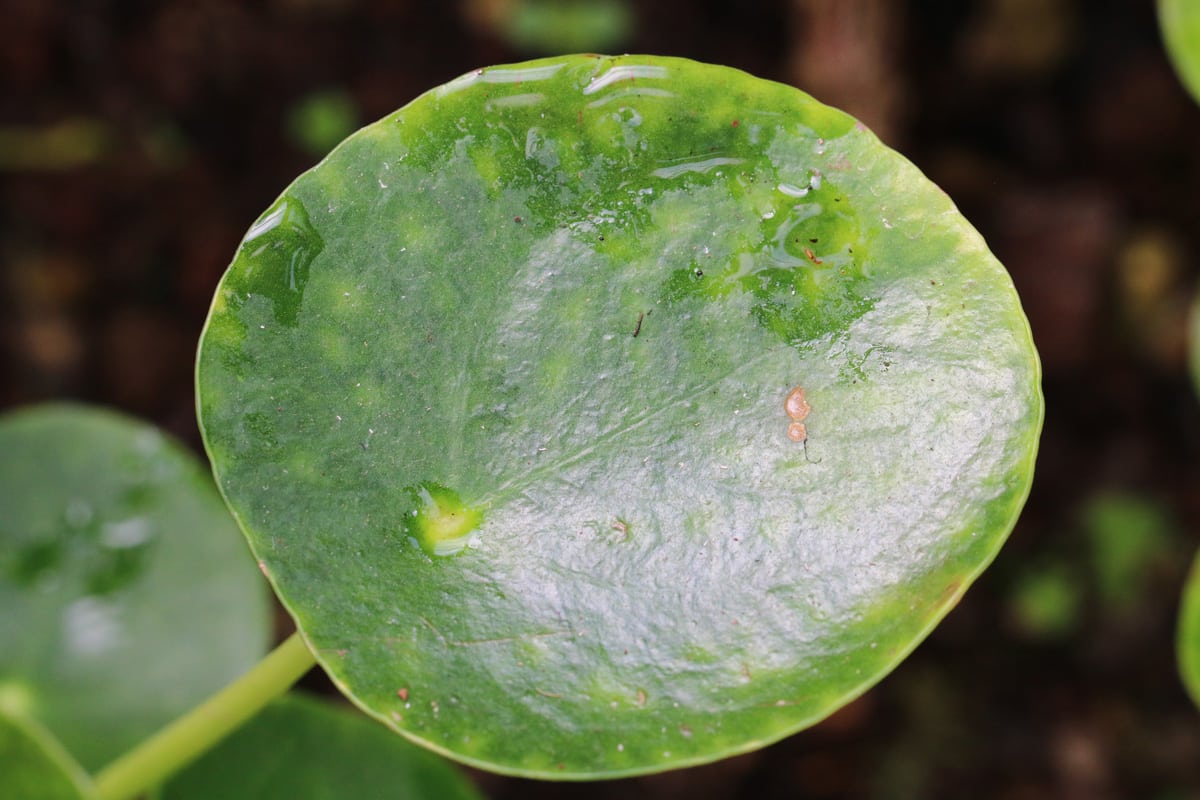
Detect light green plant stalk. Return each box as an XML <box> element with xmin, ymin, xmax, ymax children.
<box><xmin>92</xmin><ymin>633</ymin><xmax>316</xmax><ymax>800</ymax></box>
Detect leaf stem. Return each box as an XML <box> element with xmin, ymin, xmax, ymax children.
<box><xmin>92</xmin><ymin>632</ymin><xmax>316</xmax><ymax>800</ymax></box>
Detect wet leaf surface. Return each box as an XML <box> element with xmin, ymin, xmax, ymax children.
<box><xmin>197</xmin><ymin>55</ymin><xmax>1042</xmax><ymax>777</ymax></box>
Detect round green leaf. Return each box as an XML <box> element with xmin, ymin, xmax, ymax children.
<box><xmin>1160</xmin><ymin>0</ymin><xmax>1200</xmax><ymax>105</ymax></box>
<box><xmin>162</xmin><ymin>693</ymin><xmax>481</xmax><ymax>800</ymax></box>
<box><xmin>0</xmin><ymin>404</ymin><xmax>271</xmax><ymax>770</ymax></box>
<box><xmin>0</xmin><ymin>710</ymin><xmax>91</xmax><ymax>800</ymax></box>
<box><xmin>1179</xmin><ymin>549</ymin><xmax>1200</xmax><ymax>707</ymax></box>
<box><xmin>197</xmin><ymin>55</ymin><xmax>1042</xmax><ymax>778</ymax></box>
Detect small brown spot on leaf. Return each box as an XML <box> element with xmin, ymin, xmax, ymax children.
<box><xmin>784</xmin><ymin>387</ymin><xmax>820</xmax><ymax>462</ymax></box>
<box><xmin>785</xmin><ymin>386</ymin><xmax>811</xmax><ymax>422</ymax></box>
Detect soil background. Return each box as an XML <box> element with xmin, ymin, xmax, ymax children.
<box><xmin>5</xmin><ymin>1</ymin><xmax>1200</xmax><ymax>798</ymax></box>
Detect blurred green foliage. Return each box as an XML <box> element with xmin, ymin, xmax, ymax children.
<box><xmin>1159</xmin><ymin>0</ymin><xmax>1200</xmax><ymax>104</ymax></box>
<box><xmin>1084</xmin><ymin>493</ymin><xmax>1175</xmax><ymax>615</ymax></box>
<box><xmin>1006</xmin><ymin>492</ymin><xmax>1178</xmax><ymax>641</ymax></box>
<box><xmin>285</xmin><ymin>90</ymin><xmax>360</xmax><ymax>159</ymax></box>
<box><xmin>1010</xmin><ymin>565</ymin><xmax>1083</xmax><ymax>638</ymax></box>
<box><xmin>500</xmin><ymin>0</ymin><xmax>633</xmax><ymax>54</ymax></box>
<box><xmin>0</xmin><ymin>119</ymin><xmax>111</xmax><ymax>171</ymax></box>
<box><xmin>1177</xmin><ymin>551</ymin><xmax>1200</xmax><ymax>707</ymax></box>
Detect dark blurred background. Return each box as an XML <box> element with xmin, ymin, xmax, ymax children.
<box><xmin>4</xmin><ymin>1</ymin><xmax>1200</xmax><ymax>798</ymax></box>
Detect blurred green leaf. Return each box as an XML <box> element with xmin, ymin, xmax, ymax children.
<box><xmin>1180</xmin><ymin>284</ymin><xmax>1200</xmax><ymax>709</ymax></box>
<box><xmin>1159</xmin><ymin>0</ymin><xmax>1200</xmax><ymax>104</ymax></box>
<box><xmin>160</xmin><ymin>693</ymin><xmax>480</xmax><ymax>800</ymax></box>
<box><xmin>0</xmin><ymin>404</ymin><xmax>271</xmax><ymax>770</ymax></box>
<box><xmin>0</xmin><ymin>118</ymin><xmax>111</xmax><ymax>171</ymax></box>
<box><xmin>0</xmin><ymin>709</ymin><xmax>92</xmax><ymax>800</ymax></box>
<box><xmin>1009</xmin><ymin>565</ymin><xmax>1082</xmax><ymax>638</ymax></box>
<box><xmin>286</xmin><ymin>90</ymin><xmax>360</xmax><ymax>159</ymax></box>
<box><xmin>1178</xmin><ymin>550</ymin><xmax>1200</xmax><ymax>708</ymax></box>
<box><xmin>502</xmin><ymin>0</ymin><xmax>633</xmax><ymax>53</ymax></box>
<box><xmin>1083</xmin><ymin>493</ymin><xmax>1174</xmax><ymax>614</ymax></box>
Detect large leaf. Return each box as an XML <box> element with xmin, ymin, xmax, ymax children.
<box><xmin>0</xmin><ymin>404</ymin><xmax>271</xmax><ymax>770</ymax></box>
<box><xmin>197</xmin><ymin>55</ymin><xmax>1042</xmax><ymax>777</ymax></box>
<box><xmin>0</xmin><ymin>710</ymin><xmax>91</xmax><ymax>800</ymax></box>
<box><xmin>161</xmin><ymin>693</ymin><xmax>480</xmax><ymax>800</ymax></box>
<box><xmin>1160</xmin><ymin>0</ymin><xmax>1200</xmax><ymax>105</ymax></box>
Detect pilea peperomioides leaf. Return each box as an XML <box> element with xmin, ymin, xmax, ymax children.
<box><xmin>161</xmin><ymin>693</ymin><xmax>481</xmax><ymax>800</ymax></box>
<box><xmin>1160</xmin><ymin>0</ymin><xmax>1200</xmax><ymax>105</ymax></box>
<box><xmin>1179</xmin><ymin>550</ymin><xmax>1200</xmax><ymax>708</ymax></box>
<box><xmin>0</xmin><ymin>404</ymin><xmax>271</xmax><ymax>771</ymax></box>
<box><xmin>0</xmin><ymin>710</ymin><xmax>91</xmax><ymax>800</ymax></box>
<box><xmin>197</xmin><ymin>55</ymin><xmax>1043</xmax><ymax>778</ymax></box>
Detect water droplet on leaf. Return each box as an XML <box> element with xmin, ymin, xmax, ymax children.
<box><xmin>403</xmin><ymin>482</ymin><xmax>483</xmax><ymax>557</ymax></box>
<box><xmin>239</xmin><ymin>195</ymin><xmax>324</xmax><ymax>327</ymax></box>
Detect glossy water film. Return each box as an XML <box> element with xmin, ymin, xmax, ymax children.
<box><xmin>237</xmin><ymin>194</ymin><xmax>324</xmax><ymax>327</ymax></box>
<box><xmin>403</xmin><ymin>483</ymin><xmax>483</xmax><ymax>557</ymax></box>
<box><xmin>196</xmin><ymin>54</ymin><xmax>1042</xmax><ymax>778</ymax></box>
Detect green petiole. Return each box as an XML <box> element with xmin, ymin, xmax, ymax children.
<box><xmin>92</xmin><ymin>632</ymin><xmax>317</xmax><ymax>800</ymax></box>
